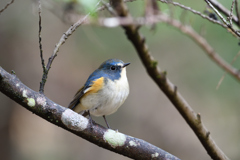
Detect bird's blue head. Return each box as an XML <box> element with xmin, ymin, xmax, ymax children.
<box><xmin>98</xmin><ymin>59</ymin><xmax>130</xmax><ymax>81</ymax></box>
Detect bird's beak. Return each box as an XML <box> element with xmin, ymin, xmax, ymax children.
<box><xmin>123</xmin><ymin>62</ymin><xmax>130</xmax><ymax>68</ymax></box>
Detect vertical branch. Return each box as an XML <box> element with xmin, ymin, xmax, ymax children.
<box><xmin>38</xmin><ymin>0</ymin><xmax>47</xmax><ymax>94</ymax></box>
<box><xmin>235</xmin><ymin>0</ymin><xmax>240</xmax><ymax>26</ymax></box>
<box><xmin>38</xmin><ymin>2</ymin><xmax>101</xmax><ymax>94</ymax></box>
<box><xmin>109</xmin><ymin>0</ymin><xmax>230</xmax><ymax>160</ymax></box>
<box><xmin>38</xmin><ymin>0</ymin><xmax>45</xmax><ymax>70</ymax></box>
<box><xmin>228</xmin><ymin>0</ymin><xmax>235</xmax><ymax>26</ymax></box>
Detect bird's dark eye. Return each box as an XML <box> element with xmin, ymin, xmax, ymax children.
<box><xmin>110</xmin><ymin>66</ymin><xmax>116</xmax><ymax>70</ymax></box>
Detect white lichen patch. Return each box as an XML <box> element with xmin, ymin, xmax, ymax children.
<box><xmin>103</xmin><ymin>18</ymin><xmax>120</xmax><ymax>28</ymax></box>
<box><xmin>27</xmin><ymin>98</ymin><xmax>35</xmax><ymax>107</ymax></box>
<box><xmin>103</xmin><ymin>129</ymin><xmax>126</xmax><ymax>148</ymax></box>
<box><xmin>36</xmin><ymin>96</ymin><xmax>46</xmax><ymax>108</ymax></box>
<box><xmin>16</xmin><ymin>83</ymin><xmax>20</xmax><ymax>87</ymax></box>
<box><xmin>151</xmin><ymin>152</ymin><xmax>159</xmax><ymax>158</ymax></box>
<box><xmin>22</xmin><ymin>90</ymin><xmax>28</xmax><ymax>98</ymax></box>
<box><xmin>61</xmin><ymin>109</ymin><xmax>88</xmax><ymax>131</ymax></box>
<box><xmin>22</xmin><ymin>90</ymin><xmax>35</xmax><ymax>107</ymax></box>
<box><xmin>164</xmin><ymin>153</ymin><xmax>172</xmax><ymax>160</ymax></box>
<box><xmin>129</xmin><ymin>140</ymin><xmax>137</xmax><ymax>147</ymax></box>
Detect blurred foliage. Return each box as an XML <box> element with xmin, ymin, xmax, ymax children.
<box><xmin>1</xmin><ymin>0</ymin><xmax>240</xmax><ymax>160</ymax></box>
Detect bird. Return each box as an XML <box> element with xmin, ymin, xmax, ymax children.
<box><xmin>68</xmin><ymin>59</ymin><xmax>130</xmax><ymax>129</ymax></box>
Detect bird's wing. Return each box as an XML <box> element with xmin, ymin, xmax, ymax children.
<box><xmin>68</xmin><ymin>86</ymin><xmax>85</xmax><ymax>110</ymax></box>
<box><xmin>68</xmin><ymin>72</ymin><xmax>105</xmax><ymax>111</ymax></box>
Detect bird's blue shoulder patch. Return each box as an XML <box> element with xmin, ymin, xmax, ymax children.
<box><xmin>84</xmin><ymin>69</ymin><xmax>106</xmax><ymax>88</ymax></box>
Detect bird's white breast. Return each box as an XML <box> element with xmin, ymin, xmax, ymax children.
<box><xmin>81</xmin><ymin>68</ymin><xmax>129</xmax><ymax>117</ymax></box>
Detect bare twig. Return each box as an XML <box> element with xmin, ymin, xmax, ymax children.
<box><xmin>100</xmin><ymin>0</ymin><xmax>117</xmax><ymax>16</ymax></box>
<box><xmin>38</xmin><ymin>0</ymin><xmax>46</xmax><ymax>93</ymax></box>
<box><xmin>208</xmin><ymin>0</ymin><xmax>239</xmax><ymax>26</ymax></box>
<box><xmin>39</xmin><ymin>1</ymin><xmax>101</xmax><ymax>93</ymax></box>
<box><xmin>216</xmin><ymin>50</ymin><xmax>240</xmax><ymax>89</ymax></box>
<box><xmin>39</xmin><ymin>14</ymin><xmax>89</xmax><ymax>93</ymax></box>
<box><xmin>0</xmin><ymin>67</ymin><xmax>180</xmax><ymax>160</ymax></box>
<box><xmin>235</xmin><ymin>0</ymin><xmax>240</xmax><ymax>26</ymax></box>
<box><xmin>228</xmin><ymin>0</ymin><xmax>235</xmax><ymax>26</ymax></box>
<box><xmin>158</xmin><ymin>0</ymin><xmax>227</xmax><ymax>28</ymax></box>
<box><xmin>205</xmin><ymin>0</ymin><xmax>240</xmax><ymax>37</ymax></box>
<box><xmin>110</xmin><ymin>0</ymin><xmax>230</xmax><ymax>159</ymax></box>
<box><xmin>0</xmin><ymin>0</ymin><xmax>14</xmax><ymax>14</ymax></box>
<box><xmin>158</xmin><ymin>0</ymin><xmax>240</xmax><ymax>38</ymax></box>
<box><xmin>155</xmin><ymin>13</ymin><xmax>240</xmax><ymax>82</ymax></box>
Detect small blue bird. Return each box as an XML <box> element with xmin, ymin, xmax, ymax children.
<box><xmin>68</xmin><ymin>59</ymin><xmax>130</xmax><ymax>128</ymax></box>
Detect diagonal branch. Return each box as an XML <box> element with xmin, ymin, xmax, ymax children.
<box><xmin>38</xmin><ymin>1</ymin><xmax>101</xmax><ymax>93</ymax></box>
<box><xmin>110</xmin><ymin>0</ymin><xmax>230</xmax><ymax>160</ymax></box>
<box><xmin>208</xmin><ymin>0</ymin><xmax>239</xmax><ymax>26</ymax></box>
<box><xmin>0</xmin><ymin>0</ymin><xmax>14</xmax><ymax>14</ymax></box>
<box><xmin>77</xmin><ymin>13</ymin><xmax>240</xmax><ymax>82</ymax></box>
<box><xmin>0</xmin><ymin>66</ymin><xmax>180</xmax><ymax>160</ymax></box>
<box><xmin>205</xmin><ymin>0</ymin><xmax>240</xmax><ymax>37</ymax></box>
<box><xmin>38</xmin><ymin>13</ymin><xmax>89</xmax><ymax>94</ymax></box>
<box><xmin>155</xmin><ymin>13</ymin><xmax>240</xmax><ymax>82</ymax></box>
<box><xmin>158</xmin><ymin>0</ymin><xmax>226</xmax><ymax>28</ymax></box>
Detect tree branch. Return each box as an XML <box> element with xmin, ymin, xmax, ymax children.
<box><xmin>155</xmin><ymin>13</ymin><xmax>240</xmax><ymax>82</ymax></box>
<box><xmin>0</xmin><ymin>66</ymin><xmax>180</xmax><ymax>160</ymax></box>
<box><xmin>205</xmin><ymin>0</ymin><xmax>240</xmax><ymax>37</ymax></box>
<box><xmin>208</xmin><ymin>0</ymin><xmax>239</xmax><ymax>25</ymax></box>
<box><xmin>75</xmin><ymin>13</ymin><xmax>240</xmax><ymax>83</ymax></box>
<box><xmin>110</xmin><ymin>0</ymin><xmax>230</xmax><ymax>160</ymax></box>
<box><xmin>235</xmin><ymin>0</ymin><xmax>240</xmax><ymax>26</ymax></box>
<box><xmin>0</xmin><ymin>0</ymin><xmax>14</xmax><ymax>14</ymax></box>
<box><xmin>38</xmin><ymin>0</ymin><xmax>47</xmax><ymax>94</ymax></box>
<box><xmin>38</xmin><ymin>1</ymin><xmax>102</xmax><ymax>93</ymax></box>
<box><xmin>158</xmin><ymin>0</ymin><xmax>227</xmax><ymax>28</ymax></box>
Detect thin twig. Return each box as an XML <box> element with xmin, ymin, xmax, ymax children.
<box><xmin>158</xmin><ymin>0</ymin><xmax>227</xmax><ymax>28</ymax></box>
<box><xmin>0</xmin><ymin>0</ymin><xmax>14</xmax><ymax>14</ymax></box>
<box><xmin>156</xmin><ymin>13</ymin><xmax>240</xmax><ymax>82</ymax></box>
<box><xmin>39</xmin><ymin>1</ymin><xmax>101</xmax><ymax>93</ymax></box>
<box><xmin>38</xmin><ymin>0</ymin><xmax>46</xmax><ymax>93</ymax></box>
<box><xmin>100</xmin><ymin>0</ymin><xmax>117</xmax><ymax>16</ymax></box>
<box><xmin>205</xmin><ymin>0</ymin><xmax>240</xmax><ymax>37</ymax></box>
<box><xmin>158</xmin><ymin>0</ymin><xmax>240</xmax><ymax>37</ymax></box>
<box><xmin>208</xmin><ymin>0</ymin><xmax>239</xmax><ymax>25</ymax></box>
<box><xmin>235</xmin><ymin>0</ymin><xmax>240</xmax><ymax>27</ymax></box>
<box><xmin>216</xmin><ymin>50</ymin><xmax>240</xmax><ymax>89</ymax></box>
<box><xmin>228</xmin><ymin>0</ymin><xmax>235</xmax><ymax>26</ymax></box>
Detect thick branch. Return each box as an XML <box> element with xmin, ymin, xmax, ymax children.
<box><xmin>110</xmin><ymin>1</ymin><xmax>229</xmax><ymax>160</ymax></box>
<box><xmin>0</xmin><ymin>67</ymin><xmax>179</xmax><ymax>160</ymax></box>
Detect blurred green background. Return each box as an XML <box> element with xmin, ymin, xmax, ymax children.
<box><xmin>1</xmin><ymin>0</ymin><xmax>240</xmax><ymax>160</ymax></box>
